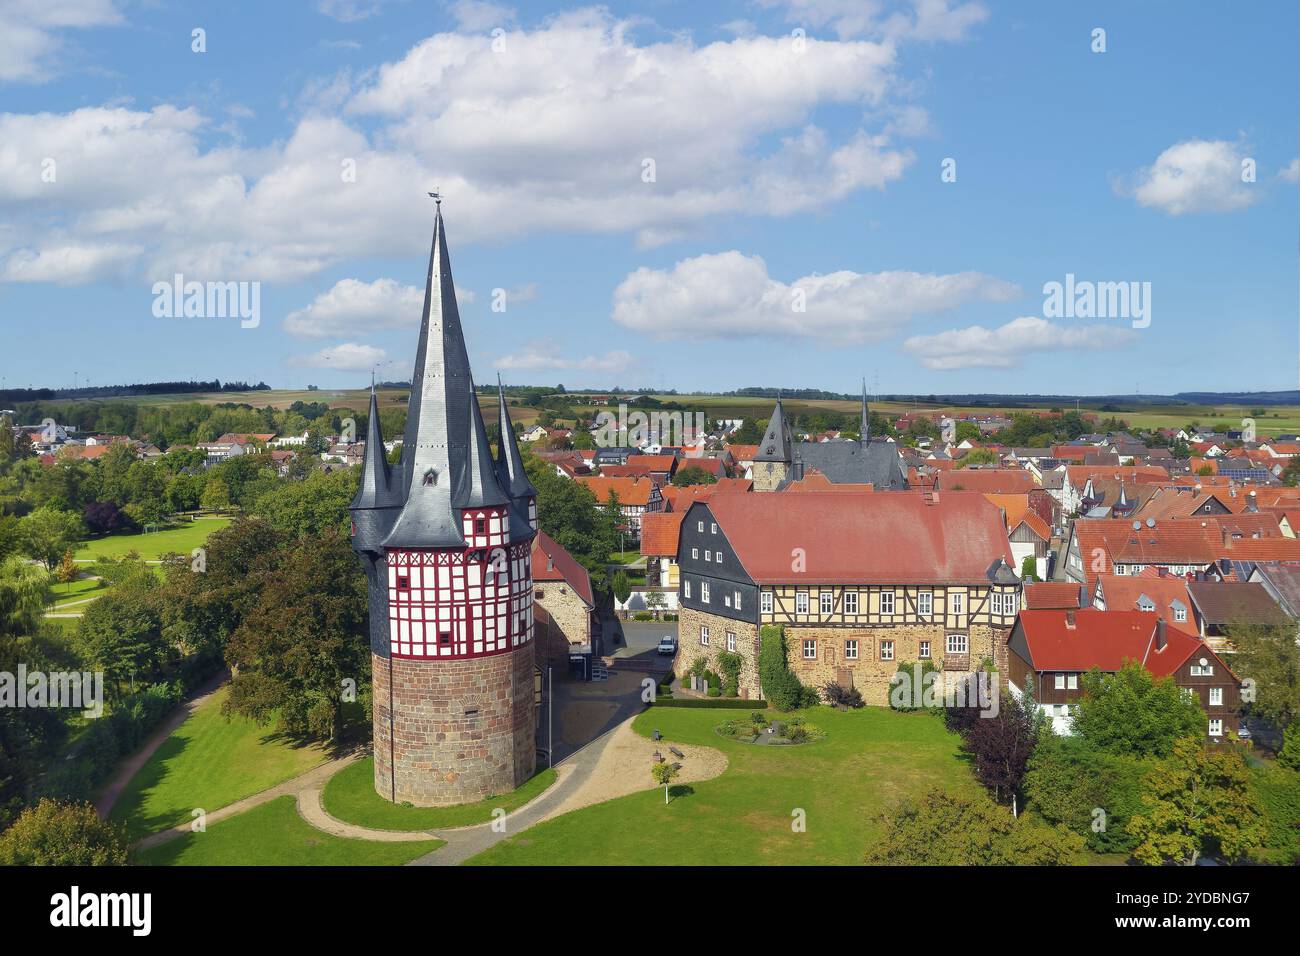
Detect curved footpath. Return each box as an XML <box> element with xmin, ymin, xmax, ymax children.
<box><xmin>127</xmin><ymin>708</ymin><xmax>728</xmax><ymax>864</ymax></box>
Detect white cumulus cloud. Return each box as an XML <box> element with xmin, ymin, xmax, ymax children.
<box><xmin>0</xmin><ymin>0</ymin><xmax>123</xmax><ymax>83</ymax></box>
<box><xmin>1122</xmin><ymin>139</ymin><xmax>1260</xmax><ymax>215</ymax></box>
<box><xmin>902</xmin><ymin>315</ymin><xmax>1137</xmax><ymax>370</ymax></box>
<box><xmin>287</xmin><ymin>342</ymin><xmax>389</xmax><ymax>370</ymax></box>
<box><xmin>610</xmin><ymin>250</ymin><xmax>1019</xmax><ymax>344</ymax></box>
<box><xmin>494</xmin><ymin>340</ymin><xmax>633</xmax><ymax>375</ymax></box>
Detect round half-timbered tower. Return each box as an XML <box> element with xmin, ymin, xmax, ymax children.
<box><xmin>350</xmin><ymin>201</ymin><xmax>538</xmax><ymax>806</ymax></box>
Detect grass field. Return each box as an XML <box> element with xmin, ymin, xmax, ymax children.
<box><xmin>76</xmin><ymin>517</ymin><xmax>231</xmax><ymax>562</ymax></box>
<box><xmin>110</xmin><ymin>687</ymin><xmax>330</xmax><ymax>841</ymax></box>
<box><xmin>134</xmin><ymin>796</ymin><xmax>443</xmax><ymax>866</ymax></box>
<box><xmin>47</xmin><ymin>575</ymin><xmax>109</xmax><ymax>607</ymax></box>
<box><xmin>465</xmin><ymin>705</ymin><xmax>983</xmax><ymax>866</ymax></box>
<box><xmin>322</xmin><ymin>758</ymin><xmax>557</xmax><ymax>831</ymax></box>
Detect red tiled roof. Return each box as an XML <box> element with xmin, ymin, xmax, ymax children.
<box><xmin>1067</xmin><ymin>464</ymin><xmax>1171</xmax><ymax>486</ymax></box>
<box><xmin>939</xmin><ymin>469</ymin><xmax>1037</xmax><ymax>494</ymax></box>
<box><xmin>677</xmin><ymin>458</ymin><xmax>727</xmax><ymax>478</ymax></box>
<box><xmin>1095</xmin><ymin>574</ymin><xmax>1191</xmax><ymax>621</ymax></box>
<box><xmin>574</xmin><ymin>475</ymin><xmax>659</xmax><ymax>506</ymax></box>
<box><xmin>1016</xmin><ymin>609</ymin><xmax>1205</xmax><ymax>676</ymax></box>
<box><xmin>701</xmin><ymin>491</ymin><xmax>1013</xmax><ymax>585</ymax></box>
<box><xmin>639</xmin><ymin>511</ymin><xmax>685</xmax><ymax>557</ymax></box>
<box><xmin>1023</xmin><ymin>583</ymin><xmax>1085</xmax><ymax>609</ymax></box>
<box><xmin>726</xmin><ymin>444</ymin><xmax>759</xmax><ymax>461</ymax></box>
<box><xmin>531</xmin><ymin>530</ymin><xmax>594</xmax><ymax>607</ymax></box>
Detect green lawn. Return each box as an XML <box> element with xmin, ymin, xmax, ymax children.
<box><xmin>134</xmin><ymin>796</ymin><xmax>443</xmax><ymax>866</ymax></box>
<box><xmin>76</xmin><ymin>518</ymin><xmax>232</xmax><ymax>562</ymax></box>
<box><xmin>322</xmin><ymin>758</ymin><xmax>557</xmax><ymax>831</ymax></box>
<box><xmin>110</xmin><ymin>687</ymin><xmax>330</xmax><ymax>840</ymax></box>
<box><xmin>48</xmin><ymin>576</ymin><xmax>109</xmax><ymax>608</ymax></box>
<box><xmin>466</xmin><ymin>705</ymin><xmax>983</xmax><ymax>866</ymax></box>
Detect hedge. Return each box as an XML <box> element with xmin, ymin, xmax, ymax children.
<box><xmin>650</xmin><ymin>697</ymin><xmax>768</xmax><ymax>709</ymax></box>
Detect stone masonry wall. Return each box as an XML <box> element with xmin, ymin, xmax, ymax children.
<box><xmin>371</xmin><ymin>643</ymin><xmax>536</xmax><ymax>807</ymax></box>
<box><xmin>534</xmin><ymin>586</ymin><xmax>592</xmax><ymax>667</ymax></box>
<box><xmin>784</xmin><ymin>624</ymin><xmax>1008</xmax><ymax>706</ymax></box>
<box><xmin>673</xmin><ymin>607</ymin><xmax>761</xmax><ymax>699</ymax></box>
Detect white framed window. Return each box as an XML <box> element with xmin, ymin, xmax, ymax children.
<box><xmin>880</xmin><ymin>640</ymin><xmax>894</xmax><ymax>661</ymax></box>
<box><xmin>697</xmin><ymin>521</ymin><xmax>704</xmax><ymax>532</ymax></box>
<box><xmin>1174</xmin><ymin>607</ymin><xmax>1187</xmax><ymax>622</ymax></box>
<box><xmin>724</xmin><ymin>594</ymin><xmax>731</xmax><ymax>608</ymax></box>
<box><xmin>820</xmin><ymin>592</ymin><xmax>833</xmax><ymax>614</ymax></box>
<box><xmin>761</xmin><ymin>591</ymin><xmax>773</xmax><ymax>614</ymax></box>
<box><xmin>950</xmin><ymin>592</ymin><xmax>964</xmax><ymax>615</ymax></box>
<box><xmin>1208</xmin><ymin>718</ymin><xmax>1223</xmax><ymax>737</ymax></box>
<box><xmin>918</xmin><ymin>591</ymin><xmax>933</xmax><ymax>618</ymax></box>
<box><xmin>701</xmin><ymin>581</ymin><xmax>710</xmax><ymax>604</ymax></box>
<box><xmin>711</xmin><ymin>522</ymin><xmax>717</xmax><ymax>534</ymax></box>
<box><xmin>946</xmin><ymin>633</ymin><xmax>968</xmax><ymax>654</ymax></box>
<box><xmin>715</xmin><ymin>552</ymin><xmax>722</xmax><ymax>564</ymax></box>
<box><xmin>1191</xmin><ymin>663</ymin><xmax>1214</xmax><ymax>677</ymax></box>
<box><xmin>845</xmin><ymin>639</ymin><xmax>858</xmax><ymax>660</ymax></box>
<box><xmin>734</xmin><ymin>591</ymin><xmax>741</xmax><ymax>610</ymax></box>
<box><xmin>880</xmin><ymin>591</ymin><xmax>895</xmax><ymax>614</ymax></box>
<box><xmin>918</xmin><ymin>641</ymin><xmax>930</xmax><ymax>659</ymax></box>
<box><xmin>726</xmin><ymin>631</ymin><xmax>736</xmax><ymax>652</ymax></box>
<box><xmin>1054</xmin><ymin>674</ymin><xmax>1065</xmax><ymax>690</ymax></box>
<box><xmin>802</xmin><ymin>639</ymin><xmax>816</xmax><ymax>660</ymax></box>
<box><xmin>796</xmin><ymin>591</ymin><xmax>809</xmax><ymax>614</ymax></box>
<box><xmin>700</xmin><ymin>625</ymin><xmax>710</xmax><ymax>646</ymax></box>
<box><xmin>844</xmin><ymin>592</ymin><xmax>859</xmax><ymax>614</ymax></box>
<box><xmin>704</xmin><ymin>550</ymin><xmax>711</xmax><ymax>562</ymax></box>
<box><xmin>683</xmin><ymin>580</ymin><xmax>691</xmax><ymax>599</ymax></box>
<box><xmin>1209</xmin><ymin>687</ymin><xmax>1223</xmax><ymax>706</ymax></box>
<box><xmin>1067</xmin><ymin>674</ymin><xmax>1078</xmax><ymax>690</ymax></box>
<box><xmin>691</xmin><ymin>547</ymin><xmax>698</xmax><ymax>559</ymax></box>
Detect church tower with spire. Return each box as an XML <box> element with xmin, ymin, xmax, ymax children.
<box><xmin>350</xmin><ymin>200</ymin><xmax>537</xmax><ymax>806</ymax></box>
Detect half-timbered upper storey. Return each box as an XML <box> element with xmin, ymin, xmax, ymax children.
<box><xmin>677</xmin><ymin>491</ymin><xmax>1022</xmax><ymax>630</ymax></box>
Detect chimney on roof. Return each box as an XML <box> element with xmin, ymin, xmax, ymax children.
<box><xmin>1247</xmin><ymin>490</ymin><xmax>1258</xmax><ymax>513</ymax></box>
<box><xmin>1065</xmin><ymin>608</ymin><xmax>1076</xmax><ymax>629</ymax></box>
<box><xmin>1154</xmin><ymin>618</ymin><xmax>1167</xmax><ymax>651</ymax></box>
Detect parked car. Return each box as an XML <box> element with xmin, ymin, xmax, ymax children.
<box><xmin>657</xmin><ymin>635</ymin><xmax>677</xmax><ymax>656</ymax></box>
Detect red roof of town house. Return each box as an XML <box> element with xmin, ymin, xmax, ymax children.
<box><xmin>1187</xmin><ymin>457</ymin><xmax>1218</xmax><ymax>475</ymax></box>
<box><xmin>530</xmin><ymin>530</ymin><xmax>594</xmax><ymax>607</ymax></box>
<box><xmin>574</xmin><ymin>475</ymin><xmax>659</xmax><ymax>507</ymax></box>
<box><xmin>1052</xmin><ymin>445</ymin><xmax>1092</xmax><ymax>462</ymax></box>
<box><xmin>213</xmin><ymin>432</ymin><xmax>276</xmax><ymax>445</ymax></box>
<box><xmin>639</xmin><ymin>511</ymin><xmax>685</xmax><ymax>558</ymax></box>
<box><xmin>1023</xmin><ymin>582</ymin><xmax>1085</xmax><ymax>609</ymax></box>
<box><xmin>938</xmin><ymin>469</ymin><xmax>1037</xmax><ymax>495</ymax></box>
<box><xmin>726</xmin><ymin>443</ymin><xmax>759</xmax><ymax>462</ymax></box>
<box><xmin>1264</xmin><ymin>442</ymin><xmax>1300</xmax><ymax>456</ymax></box>
<box><xmin>1014</xmin><ymin>609</ymin><xmax>1208</xmax><ymax>677</ymax></box>
<box><xmin>677</xmin><ymin>457</ymin><xmax>728</xmax><ymax>478</ymax></box>
<box><xmin>61</xmin><ymin>444</ymin><xmax>117</xmax><ymax>460</ymax></box>
<box><xmin>784</xmin><ymin>470</ymin><xmax>874</xmax><ymax>493</ymax></box>
<box><xmin>610</xmin><ymin>454</ymin><xmax>678</xmax><ymax>475</ymax></box>
<box><xmin>1094</xmin><ymin>574</ymin><xmax>1192</xmax><ymax>622</ymax></box>
<box><xmin>1066</xmin><ymin>464</ymin><xmax>1171</xmax><ymax>487</ymax></box>
<box><xmin>700</xmin><ymin>491</ymin><xmax>1014</xmax><ymax>585</ymax></box>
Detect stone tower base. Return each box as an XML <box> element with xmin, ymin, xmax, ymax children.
<box><xmin>371</xmin><ymin>642</ymin><xmax>536</xmax><ymax>806</ymax></box>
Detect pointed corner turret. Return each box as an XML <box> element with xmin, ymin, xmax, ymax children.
<box><xmin>495</xmin><ymin>375</ymin><xmax>538</xmax><ymax>533</ymax></box>
<box><xmin>754</xmin><ymin>394</ymin><xmax>792</xmax><ymax>463</ymax></box>
<box><xmin>457</xmin><ymin>378</ymin><xmax>509</xmax><ymax>510</ymax></box>
<box><xmin>350</xmin><ymin>384</ymin><xmax>402</xmax><ymax>554</ymax></box>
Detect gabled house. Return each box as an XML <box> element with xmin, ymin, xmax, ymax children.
<box><xmin>1006</xmin><ymin>609</ymin><xmax>1243</xmax><ymax>739</ymax></box>
<box><xmin>531</xmin><ymin>530</ymin><xmax>598</xmax><ymax>665</ymax></box>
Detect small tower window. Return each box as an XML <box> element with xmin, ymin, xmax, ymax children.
<box><xmin>396</xmin><ymin>575</ymin><xmax>410</xmax><ymax>590</ymax></box>
<box><xmin>475</xmin><ymin>517</ymin><xmax>486</xmax><ymax>534</ymax></box>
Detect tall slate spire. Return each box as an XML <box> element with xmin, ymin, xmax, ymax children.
<box><xmin>383</xmin><ymin>201</ymin><xmax>475</xmax><ymax>548</ymax></box>
<box><xmin>860</xmin><ymin>378</ymin><xmax>870</xmax><ymax>442</ymax></box>
<box><xmin>754</xmin><ymin>395</ymin><xmax>793</xmax><ymax>463</ymax></box>
<box><xmin>458</xmin><ymin>378</ymin><xmax>509</xmax><ymax>510</ymax></box>
<box><xmin>494</xmin><ymin>376</ymin><xmax>536</xmax><ymax>500</ymax></box>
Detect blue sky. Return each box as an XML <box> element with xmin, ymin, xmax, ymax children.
<box><xmin>0</xmin><ymin>0</ymin><xmax>1295</xmax><ymax>396</ymax></box>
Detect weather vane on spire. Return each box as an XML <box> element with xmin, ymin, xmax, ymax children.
<box><xmin>428</xmin><ymin>188</ymin><xmax>441</xmax><ymax>207</ymax></box>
